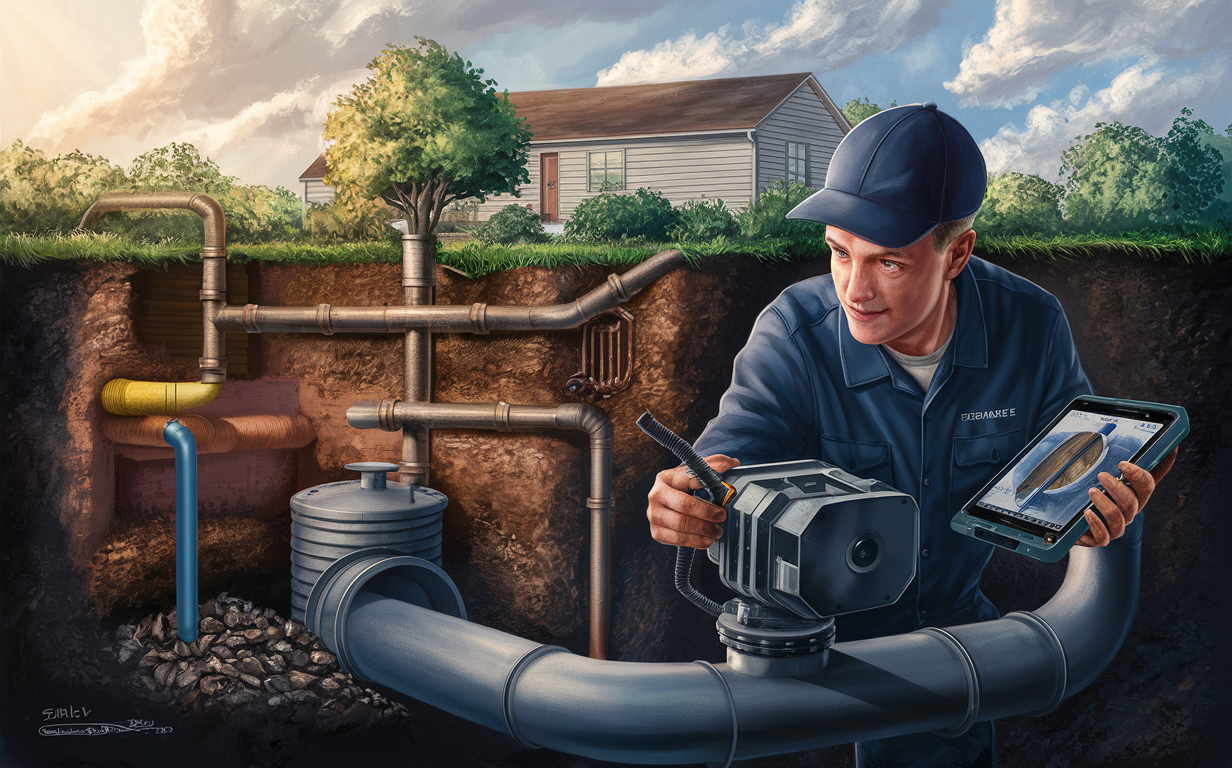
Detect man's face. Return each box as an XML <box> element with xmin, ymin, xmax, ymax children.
<box><xmin>826</xmin><ymin>226</ymin><xmax>971</xmax><ymax>355</ymax></box>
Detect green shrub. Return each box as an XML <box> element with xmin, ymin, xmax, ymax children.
<box><xmin>738</xmin><ymin>180</ymin><xmax>826</xmax><ymax>240</ymax></box>
<box><xmin>0</xmin><ymin>140</ymin><xmax>127</xmax><ymax>235</ymax></box>
<box><xmin>304</xmin><ymin>189</ymin><xmax>395</xmax><ymax>241</ymax></box>
<box><xmin>470</xmin><ymin>204</ymin><xmax>548</xmax><ymax>244</ymax></box>
<box><xmin>669</xmin><ymin>198</ymin><xmax>738</xmax><ymax>241</ymax></box>
<box><xmin>564</xmin><ymin>188</ymin><xmax>680</xmax><ymax>242</ymax></box>
<box><xmin>976</xmin><ymin>172</ymin><xmax>1064</xmax><ymax>237</ymax></box>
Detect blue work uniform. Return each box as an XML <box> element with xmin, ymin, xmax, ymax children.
<box><xmin>692</xmin><ymin>256</ymin><xmax>1093</xmax><ymax>767</ymax></box>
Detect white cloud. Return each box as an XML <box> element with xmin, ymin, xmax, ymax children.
<box><xmin>945</xmin><ymin>0</ymin><xmax>1230</xmax><ymax>107</ymax></box>
<box><xmin>596</xmin><ymin>0</ymin><xmax>956</xmax><ymax>85</ymax></box>
<box><xmin>979</xmin><ymin>54</ymin><xmax>1232</xmax><ymax>178</ymax></box>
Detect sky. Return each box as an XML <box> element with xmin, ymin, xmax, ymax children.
<box><xmin>2</xmin><ymin>0</ymin><xmax>1229</xmax><ymax>194</ymax></box>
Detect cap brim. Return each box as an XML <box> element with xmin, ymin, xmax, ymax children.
<box><xmin>786</xmin><ymin>187</ymin><xmax>937</xmax><ymax>249</ymax></box>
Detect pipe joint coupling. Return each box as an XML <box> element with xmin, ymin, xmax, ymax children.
<box><xmin>585</xmin><ymin>497</ymin><xmax>612</xmax><ymax>510</ymax></box>
<box><xmin>200</xmin><ymin>246</ymin><xmax>227</xmax><ymax>259</ymax></box>
<box><xmin>470</xmin><ymin>303</ymin><xmax>490</xmax><ymax>334</ymax></box>
<box><xmin>240</xmin><ymin>304</ymin><xmax>261</xmax><ymax>333</ymax></box>
<box><xmin>198</xmin><ymin>288</ymin><xmax>227</xmax><ymax>302</ymax></box>
<box><xmin>198</xmin><ymin>357</ymin><xmax>227</xmax><ymax>380</ymax></box>
<box><xmin>316</xmin><ymin>303</ymin><xmax>335</xmax><ymax>335</ymax></box>
<box><xmin>605</xmin><ymin>273</ymin><xmax>631</xmax><ymax>303</ymax></box>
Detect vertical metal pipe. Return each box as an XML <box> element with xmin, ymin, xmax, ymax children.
<box><xmin>402</xmin><ymin>235</ymin><xmax>436</xmax><ymax>485</ymax></box>
<box><xmin>200</xmin><ymin>245</ymin><xmax>228</xmax><ymax>383</ymax></box>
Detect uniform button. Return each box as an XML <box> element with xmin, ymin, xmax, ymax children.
<box><xmin>922</xmin><ymin>549</ymin><xmax>929</xmax><ymax>557</ymax></box>
<box><xmin>923</xmin><ymin>479</ymin><xmax>931</xmax><ymax>487</ymax></box>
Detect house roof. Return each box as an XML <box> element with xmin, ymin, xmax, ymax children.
<box><xmin>508</xmin><ymin>72</ymin><xmax>840</xmax><ymax>142</ymax></box>
<box><xmin>300</xmin><ymin>72</ymin><xmax>849</xmax><ymax>179</ymax></box>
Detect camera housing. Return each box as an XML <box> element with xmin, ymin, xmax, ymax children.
<box><xmin>707</xmin><ymin>459</ymin><xmax>919</xmax><ymax>621</ymax></box>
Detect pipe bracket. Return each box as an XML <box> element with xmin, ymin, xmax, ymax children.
<box><xmin>918</xmin><ymin>628</ymin><xmax>981</xmax><ymax>738</ymax></box>
<box><xmin>693</xmin><ymin>660</ymin><xmax>738</xmax><ymax>768</ymax></box>
<box><xmin>1005</xmin><ymin>611</ymin><xmax>1068</xmax><ymax>716</ymax></box>
<box><xmin>501</xmin><ymin>644</ymin><xmax>569</xmax><ymax>748</ymax></box>
<box><xmin>317</xmin><ymin>304</ymin><xmax>335</xmax><ymax>335</ymax></box>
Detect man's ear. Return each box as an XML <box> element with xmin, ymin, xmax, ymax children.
<box><xmin>945</xmin><ymin>229</ymin><xmax>976</xmax><ymax>280</ymax></box>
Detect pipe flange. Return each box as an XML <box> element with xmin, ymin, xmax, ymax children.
<box><xmin>692</xmin><ymin>660</ymin><xmax>738</xmax><ymax>768</ymax></box>
<box><xmin>316</xmin><ymin>303</ymin><xmax>335</xmax><ymax>335</ymax></box>
<box><xmin>1005</xmin><ymin>611</ymin><xmax>1068</xmax><ymax>716</ymax></box>
<box><xmin>918</xmin><ymin>628</ymin><xmax>981</xmax><ymax>738</ymax></box>
<box><xmin>501</xmin><ymin>644</ymin><xmax>569</xmax><ymax>749</ymax></box>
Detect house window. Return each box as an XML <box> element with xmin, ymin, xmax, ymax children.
<box><xmin>786</xmin><ymin>142</ymin><xmax>809</xmax><ymax>185</ymax></box>
<box><xmin>588</xmin><ymin>151</ymin><xmax>624</xmax><ymax>192</ymax></box>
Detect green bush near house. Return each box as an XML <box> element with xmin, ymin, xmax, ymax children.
<box><xmin>564</xmin><ymin>188</ymin><xmax>680</xmax><ymax>242</ymax></box>
<box><xmin>669</xmin><ymin>198</ymin><xmax>739</xmax><ymax>241</ymax></box>
<box><xmin>737</xmin><ymin>180</ymin><xmax>826</xmax><ymax>241</ymax></box>
<box><xmin>470</xmin><ymin>204</ymin><xmax>549</xmax><ymax>244</ymax></box>
<box><xmin>976</xmin><ymin>172</ymin><xmax>1065</xmax><ymax>237</ymax></box>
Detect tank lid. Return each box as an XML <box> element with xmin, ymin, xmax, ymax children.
<box><xmin>291</xmin><ymin>463</ymin><xmax>447</xmax><ymax>520</ymax></box>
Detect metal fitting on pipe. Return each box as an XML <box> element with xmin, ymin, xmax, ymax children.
<box><xmin>212</xmin><ymin>249</ymin><xmax>689</xmax><ymax>335</ymax></box>
<box><xmin>307</xmin><ymin>522</ymin><xmax>1141</xmax><ymax>766</ymax></box>
<box><xmin>401</xmin><ymin>234</ymin><xmax>436</xmax><ymax>485</ymax></box>
<box><xmin>346</xmin><ymin>399</ymin><xmax>613</xmax><ymax>660</ymax></box>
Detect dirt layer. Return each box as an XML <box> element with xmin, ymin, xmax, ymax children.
<box><xmin>1</xmin><ymin>250</ymin><xmax>1229</xmax><ymax>768</ymax></box>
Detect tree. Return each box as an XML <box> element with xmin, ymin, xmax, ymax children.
<box><xmin>323</xmin><ymin>38</ymin><xmax>532</xmax><ymax>235</ymax></box>
<box><xmin>841</xmin><ymin>97</ymin><xmax>898</xmax><ymax>127</ymax></box>
<box><xmin>1059</xmin><ymin>108</ymin><xmax>1225</xmax><ymax>232</ymax></box>
<box><xmin>975</xmin><ymin>172</ymin><xmax>1064</xmax><ymax>236</ymax></box>
<box><xmin>0</xmin><ymin>140</ymin><xmax>126</xmax><ymax>234</ymax></box>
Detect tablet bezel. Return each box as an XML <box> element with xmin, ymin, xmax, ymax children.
<box><xmin>960</xmin><ymin>397</ymin><xmax>1178</xmax><ymax>542</ymax></box>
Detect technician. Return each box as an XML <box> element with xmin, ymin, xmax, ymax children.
<box><xmin>645</xmin><ymin>102</ymin><xmax>1177</xmax><ymax>768</ymax></box>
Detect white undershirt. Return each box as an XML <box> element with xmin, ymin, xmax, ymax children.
<box><xmin>881</xmin><ymin>330</ymin><xmax>954</xmax><ymax>392</ymax></box>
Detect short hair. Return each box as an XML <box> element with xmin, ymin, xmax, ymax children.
<box><xmin>930</xmin><ymin>209</ymin><xmax>979</xmax><ymax>253</ymax></box>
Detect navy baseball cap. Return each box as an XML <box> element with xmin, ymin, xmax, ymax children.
<box><xmin>786</xmin><ymin>101</ymin><xmax>986</xmax><ymax>249</ymax></box>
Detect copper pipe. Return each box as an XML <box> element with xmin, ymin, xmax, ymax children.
<box><xmin>102</xmin><ymin>413</ymin><xmax>315</xmax><ymax>454</ymax></box>
<box><xmin>346</xmin><ymin>399</ymin><xmax>613</xmax><ymax>660</ymax></box>
<box><xmin>214</xmin><ymin>249</ymin><xmax>688</xmax><ymax>335</ymax></box>
<box><xmin>79</xmin><ymin>191</ymin><xmax>228</xmax><ymax>383</ymax></box>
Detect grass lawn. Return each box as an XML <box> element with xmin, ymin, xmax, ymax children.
<box><xmin>2</xmin><ymin>228</ymin><xmax>1228</xmax><ymax>276</ymax></box>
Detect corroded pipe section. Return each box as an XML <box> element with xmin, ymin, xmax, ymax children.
<box><xmin>347</xmin><ymin>399</ymin><xmax>614</xmax><ymax>660</ymax></box>
<box><xmin>80</xmin><ymin>191</ymin><xmax>229</xmax><ymax>388</ymax></box>
<box><xmin>214</xmin><ymin>249</ymin><xmax>689</xmax><ymax>335</ymax></box>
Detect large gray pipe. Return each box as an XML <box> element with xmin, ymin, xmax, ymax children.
<box><xmin>308</xmin><ymin>525</ymin><xmax>1142</xmax><ymax>766</ymax></box>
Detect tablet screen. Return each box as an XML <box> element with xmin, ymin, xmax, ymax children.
<box><xmin>972</xmin><ymin>408</ymin><xmax>1166</xmax><ymax>532</ymax></box>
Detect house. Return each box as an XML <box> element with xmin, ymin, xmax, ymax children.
<box><xmin>297</xmin><ymin>72</ymin><xmax>851</xmax><ymax>224</ymax></box>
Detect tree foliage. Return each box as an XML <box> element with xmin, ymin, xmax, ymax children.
<box><xmin>0</xmin><ymin>140</ymin><xmax>126</xmax><ymax>235</ymax></box>
<box><xmin>323</xmin><ymin>37</ymin><xmax>532</xmax><ymax>235</ymax></box>
<box><xmin>841</xmin><ymin>97</ymin><xmax>898</xmax><ymax>126</ymax></box>
<box><xmin>975</xmin><ymin>172</ymin><xmax>1064</xmax><ymax>236</ymax></box>
<box><xmin>1059</xmin><ymin>108</ymin><xmax>1224</xmax><ymax>231</ymax></box>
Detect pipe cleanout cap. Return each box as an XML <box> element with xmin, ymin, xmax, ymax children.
<box><xmin>346</xmin><ymin>462</ymin><xmax>399</xmax><ymax>491</ymax></box>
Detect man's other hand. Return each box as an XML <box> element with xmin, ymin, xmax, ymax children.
<box><xmin>646</xmin><ymin>454</ymin><xmax>741</xmax><ymax>549</ymax></box>
<box><xmin>1077</xmin><ymin>447</ymin><xmax>1178</xmax><ymax>547</ymax></box>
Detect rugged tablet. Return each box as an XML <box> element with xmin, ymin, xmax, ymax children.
<box><xmin>950</xmin><ymin>396</ymin><xmax>1188</xmax><ymax>562</ymax></box>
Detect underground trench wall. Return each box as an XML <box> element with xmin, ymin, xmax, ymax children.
<box><xmin>0</xmin><ymin>251</ymin><xmax>1228</xmax><ymax>767</ymax></box>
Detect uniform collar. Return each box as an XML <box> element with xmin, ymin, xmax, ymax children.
<box><xmin>839</xmin><ymin>262</ymin><xmax>988</xmax><ymax>388</ymax></box>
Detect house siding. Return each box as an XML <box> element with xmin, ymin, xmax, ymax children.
<box><xmin>754</xmin><ymin>83</ymin><xmax>844</xmax><ymax>194</ymax></box>
<box><xmin>302</xmin><ymin>179</ymin><xmax>335</xmax><ymax>205</ymax></box>
<box><xmin>476</xmin><ymin>135</ymin><xmax>754</xmax><ymax>222</ymax></box>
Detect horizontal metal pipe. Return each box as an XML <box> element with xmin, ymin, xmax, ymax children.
<box><xmin>213</xmin><ymin>249</ymin><xmax>688</xmax><ymax>335</ymax></box>
<box><xmin>347</xmin><ymin>400</ymin><xmax>613</xmax><ymax>660</ymax></box>
<box><xmin>310</xmin><ymin>523</ymin><xmax>1142</xmax><ymax>765</ymax></box>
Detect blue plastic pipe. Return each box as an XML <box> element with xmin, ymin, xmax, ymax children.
<box><xmin>163</xmin><ymin>419</ymin><xmax>198</xmax><ymax>643</ymax></box>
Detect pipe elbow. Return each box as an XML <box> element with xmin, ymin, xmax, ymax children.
<box><xmin>101</xmin><ymin>378</ymin><xmax>223</xmax><ymax>416</ymax></box>
<box><xmin>555</xmin><ymin>403</ymin><xmax>613</xmax><ymax>442</ymax></box>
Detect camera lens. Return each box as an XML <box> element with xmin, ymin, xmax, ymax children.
<box><xmin>851</xmin><ymin>537</ymin><xmax>879</xmax><ymax>569</ymax></box>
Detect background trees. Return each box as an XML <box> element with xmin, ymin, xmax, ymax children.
<box><xmin>322</xmin><ymin>37</ymin><xmax>532</xmax><ymax>236</ymax></box>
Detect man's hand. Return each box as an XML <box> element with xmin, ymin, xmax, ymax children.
<box><xmin>646</xmin><ymin>454</ymin><xmax>741</xmax><ymax>549</ymax></box>
<box><xmin>1076</xmin><ymin>447</ymin><xmax>1178</xmax><ymax>547</ymax></box>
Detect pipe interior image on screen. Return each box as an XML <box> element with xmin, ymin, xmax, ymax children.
<box><xmin>975</xmin><ymin>410</ymin><xmax>1163</xmax><ymax>530</ymax></box>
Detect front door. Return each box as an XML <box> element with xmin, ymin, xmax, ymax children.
<box><xmin>540</xmin><ymin>153</ymin><xmax>559</xmax><ymax>222</ymax></box>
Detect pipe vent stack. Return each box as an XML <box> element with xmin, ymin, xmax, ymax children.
<box><xmin>289</xmin><ymin>462</ymin><xmax>447</xmax><ymax>621</ymax></box>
